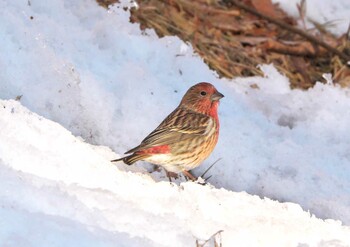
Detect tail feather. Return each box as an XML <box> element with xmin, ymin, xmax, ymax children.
<box><xmin>110</xmin><ymin>157</ymin><xmax>124</xmax><ymax>163</ymax></box>
<box><xmin>111</xmin><ymin>153</ymin><xmax>149</xmax><ymax>165</ymax></box>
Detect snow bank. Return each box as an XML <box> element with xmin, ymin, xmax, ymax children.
<box><xmin>1</xmin><ymin>99</ymin><xmax>350</xmax><ymax>246</ymax></box>
<box><xmin>1</xmin><ymin>0</ymin><xmax>350</xmax><ymax>244</ymax></box>
<box><xmin>272</xmin><ymin>0</ymin><xmax>350</xmax><ymax>35</ymax></box>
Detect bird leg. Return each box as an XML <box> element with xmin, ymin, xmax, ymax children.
<box><xmin>165</xmin><ymin>171</ymin><xmax>178</xmax><ymax>182</ymax></box>
<box><xmin>183</xmin><ymin>170</ymin><xmax>208</xmax><ymax>185</ymax></box>
<box><xmin>183</xmin><ymin>159</ymin><xmax>222</xmax><ymax>184</ymax></box>
<box><xmin>182</xmin><ymin>170</ymin><xmax>197</xmax><ymax>181</ymax></box>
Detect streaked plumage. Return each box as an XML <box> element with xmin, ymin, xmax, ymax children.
<box><xmin>112</xmin><ymin>82</ymin><xmax>224</xmax><ymax>180</ymax></box>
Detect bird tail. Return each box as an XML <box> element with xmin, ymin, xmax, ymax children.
<box><xmin>111</xmin><ymin>153</ymin><xmax>148</xmax><ymax>165</ymax></box>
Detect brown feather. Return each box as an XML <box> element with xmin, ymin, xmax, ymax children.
<box><xmin>124</xmin><ymin>107</ymin><xmax>212</xmax><ymax>154</ymax></box>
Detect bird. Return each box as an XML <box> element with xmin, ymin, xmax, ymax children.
<box><xmin>111</xmin><ymin>82</ymin><xmax>224</xmax><ymax>181</ymax></box>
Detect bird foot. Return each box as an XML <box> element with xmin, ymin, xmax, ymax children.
<box><xmin>181</xmin><ymin>170</ymin><xmax>210</xmax><ymax>185</ymax></box>
<box><xmin>166</xmin><ymin>170</ymin><xmax>211</xmax><ymax>185</ymax></box>
<box><xmin>165</xmin><ymin>171</ymin><xmax>179</xmax><ymax>182</ymax></box>
<box><xmin>182</xmin><ymin>170</ymin><xmax>197</xmax><ymax>181</ymax></box>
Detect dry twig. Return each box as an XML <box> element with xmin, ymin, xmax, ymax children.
<box><xmin>222</xmin><ymin>0</ymin><xmax>350</xmax><ymax>61</ymax></box>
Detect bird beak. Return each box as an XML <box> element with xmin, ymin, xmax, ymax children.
<box><xmin>211</xmin><ymin>91</ymin><xmax>224</xmax><ymax>101</ymax></box>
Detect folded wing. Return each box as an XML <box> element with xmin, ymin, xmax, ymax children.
<box><xmin>125</xmin><ymin>107</ymin><xmax>213</xmax><ymax>154</ymax></box>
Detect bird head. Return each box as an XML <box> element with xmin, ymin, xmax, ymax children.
<box><xmin>180</xmin><ymin>82</ymin><xmax>224</xmax><ymax>116</ymax></box>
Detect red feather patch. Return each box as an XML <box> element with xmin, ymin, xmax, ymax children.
<box><xmin>136</xmin><ymin>145</ymin><xmax>171</xmax><ymax>155</ymax></box>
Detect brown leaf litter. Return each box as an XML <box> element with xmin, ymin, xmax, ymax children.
<box><xmin>97</xmin><ymin>0</ymin><xmax>350</xmax><ymax>89</ymax></box>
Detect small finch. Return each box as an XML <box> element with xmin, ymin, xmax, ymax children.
<box><xmin>112</xmin><ymin>82</ymin><xmax>224</xmax><ymax>180</ymax></box>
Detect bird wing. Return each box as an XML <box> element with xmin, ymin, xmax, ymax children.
<box><xmin>124</xmin><ymin>108</ymin><xmax>214</xmax><ymax>154</ymax></box>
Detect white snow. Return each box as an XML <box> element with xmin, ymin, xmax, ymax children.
<box><xmin>272</xmin><ymin>0</ymin><xmax>350</xmax><ymax>35</ymax></box>
<box><xmin>1</xmin><ymin>100</ymin><xmax>350</xmax><ymax>247</ymax></box>
<box><xmin>1</xmin><ymin>0</ymin><xmax>350</xmax><ymax>246</ymax></box>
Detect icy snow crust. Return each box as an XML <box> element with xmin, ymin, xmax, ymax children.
<box><xmin>1</xmin><ymin>0</ymin><xmax>350</xmax><ymax>246</ymax></box>
<box><xmin>1</xmin><ymin>100</ymin><xmax>350</xmax><ymax>246</ymax></box>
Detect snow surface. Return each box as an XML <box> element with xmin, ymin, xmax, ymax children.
<box><xmin>1</xmin><ymin>100</ymin><xmax>350</xmax><ymax>246</ymax></box>
<box><xmin>1</xmin><ymin>0</ymin><xmax>350</xmax><ymax>246</ymax></box>
<box><xmin>273</xmin><ymin>0</ymin><xmax>350</xmax><ymax>35</ymax></box>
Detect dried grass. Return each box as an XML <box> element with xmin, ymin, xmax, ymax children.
<box><xmin>98</xmin><ymin>0</ymin><xmax>350</xmax><ymax>89</ymax></box>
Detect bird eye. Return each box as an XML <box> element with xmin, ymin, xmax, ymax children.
<box><xmin>200</xmin><ymin>91</ymin><xmax>207</xmax><ymax>96</ymax></box>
